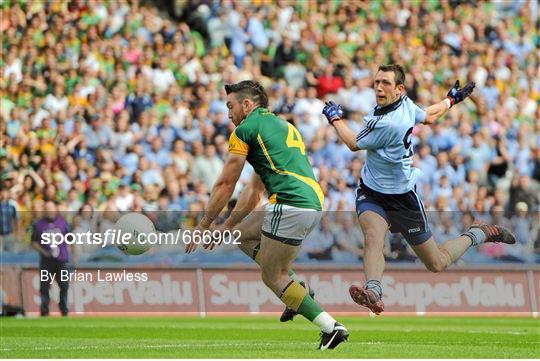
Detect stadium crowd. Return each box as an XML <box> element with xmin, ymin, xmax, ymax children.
<box><xmin>1</xmin><ymin>0</ymin><xmax>539</xmax><ymax>264</ymax></box>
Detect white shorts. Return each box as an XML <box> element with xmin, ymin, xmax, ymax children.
<box><xmin>261</xmin><ymin>203</ymin><xmax>322</xmax><ymax>245</ymax></box>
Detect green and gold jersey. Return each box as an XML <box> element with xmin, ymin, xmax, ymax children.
<box><xmin>228</xmin><ymin>107</ymin><xmax>324</xmax><ymax>211</ymax></box>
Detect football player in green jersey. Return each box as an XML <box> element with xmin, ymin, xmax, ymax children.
<box><xmin>185</xmin><ymin>80</ymin><xmax>348</xmax><ymax>350</ymax></box>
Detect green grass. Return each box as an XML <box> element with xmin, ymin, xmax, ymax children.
<box><xmin>1</xmin><ymin>316</ymin><xmax>539</xmax><ymax>358</ymax></box>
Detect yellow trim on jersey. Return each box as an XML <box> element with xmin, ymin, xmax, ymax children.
<box><xmin>268</xmin><ymin>193</ymin><xmax>277</xmax><ymax>204</ymax></box>
<box><xmin>257</xmin><ymin>134</ymin><xmax>325</xmax><ymax>208</ymax></box>
<box><xmin>228</xmin><ymin>130</ymin><xmax>249</xmax><ymax>156</ymax></box>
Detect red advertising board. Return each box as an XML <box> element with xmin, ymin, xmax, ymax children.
<box><xmin>533</xmin><ymin>271</ymin><xmax>540</xmax><ymax>314</ymax></box>
<box><xmin>0</xmin><ymin>266</ymin><xmax>22</xmax><ymax>306</ymax></box>
<box><xmin>202</xmin><ymin>269</ymin><xmax>283</xmax><ymax>313</ymax></box>
<box><xmin>203</xmin><ymin>269</ymin><xmax>533</xmax><ymax>314</ymax></box>
<box><xmin>378</xmin><ymin>269</ymin><xmax>531</xmax><ymax>313</ymax></box>
<box><xmin>13</xmin><ymin>267</ymin><xmax>538</xmax><ymax>315</ymax></box>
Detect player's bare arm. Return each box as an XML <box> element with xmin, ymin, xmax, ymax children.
<box><xmin>223</xmin><ymin>173</ymin><xmax>266</xmax><ymax>229</ymax></box>
<box><xmin>423</xmin><ymin>80</ymin><xmax>475</xmax><ymax>124</ymax></box>
<box><xmin>203</xmin><ymin>173</ymin><xmax>266</xmax><ymax>251</ymax></box>
<box><xmin>332</xmin><ymin>119</ymin><xmax>361</xmax><ymax>151</ymax></box>
<box><xmin>423</xmin><ymin>100</ymin><xmax>452</xmax><ymax>125</ymax></box>
<box><xmin>322</xmin><ymin>101</ymin><xmax>362</xmax><ymax>151</ymax></box>
<box><xmin>200</xmin><ymin>153</ymin><xmax>246</xmax><ymax>227</ymax></box>
<box><xmin>185</xmin><ymin>153</ymin><xmax>246</xmax><ymax>253</ymax></box>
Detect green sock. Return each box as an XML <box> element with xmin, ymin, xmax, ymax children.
<box><xmin>288</xmin><ymin>269</ymin><xmax>301</xmax><ymax>281</ymax></box>
<box><xmin>297</xmin><ymin>294</ymin><xmax>324</xmax><ymax>321</ymax></box>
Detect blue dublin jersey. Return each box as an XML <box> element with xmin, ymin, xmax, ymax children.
<box><xmin>356</xmin><ymin>95</ymin><xmax>426</xmax><ymax>194</ymax></box>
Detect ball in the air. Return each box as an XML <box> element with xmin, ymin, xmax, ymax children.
<box><xmin>115</xmin><ymin>213</ymin><xmax>155</xmax><ymax>255</ymax></box>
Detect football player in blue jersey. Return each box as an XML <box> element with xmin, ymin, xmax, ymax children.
<box><xmin>323</xmin><ymin>64</ymin><xmax>515</xmax><ymax>314</ymax></box>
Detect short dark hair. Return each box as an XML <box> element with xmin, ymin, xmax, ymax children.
<box><xmin>224</xmin><ymin>80</ymin><xmax>268</xmax><ymax>108</ymax></box>
<box><xmin>378</xmin><ymin>64</ymin><xmax>406</xmax><ymax>85</ymax></box>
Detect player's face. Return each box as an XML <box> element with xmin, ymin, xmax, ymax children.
<box><xmin>226</xmin><ymin>94</ymin><xmax>245</xmax><ymax>126</ymax></box>
<box><xmin>373</xmin><ymin>71</ymin><xmax>404</xmax><ymax>106</ymax></box>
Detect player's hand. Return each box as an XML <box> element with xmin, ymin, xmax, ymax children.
<box><xmin>322</xmin><ymin>101</ymin><xmax>344</xmax><ymax>124</ymax></box>
<box><xmin>446</xmin><ymin>80</ymin><xmax>475</xmax><ymax>107</ymax></box>
<box><xmin>203</xmin><ymin>224</ymin><xmax>230</xmax><ymax>251</ymax></box>
<box><xmin>185</xmin><ymin>225</ymin><xmax>205</xmax><ymax>254</ymax></box>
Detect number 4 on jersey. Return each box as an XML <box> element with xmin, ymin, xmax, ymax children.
<box><xmin>286</xmin><ymin>123</ymin><xmax>306</xmax><ymax>155</ymax></box>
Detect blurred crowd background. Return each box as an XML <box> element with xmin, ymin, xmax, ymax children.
<box><xmin>1</xmin><ymin>0</ymin><xmax>539</xmax><ymax>265</ymax></box>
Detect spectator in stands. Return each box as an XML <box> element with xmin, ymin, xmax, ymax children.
<box><xmin>302</xmin><ymin>216</ymin><xmax>337</xmax><ymax>261</ymax></box>
<box><xmin>332</xmin><ymin>215</ymin><xmax>364</xmax><ymax>261</ymax></box>
<box><xmin>487</xmin><ymin>135</ymin><xmax>511</xmax><ymax>189</ymax></box>
<box><xmin>385</xmin><ymin>233</ymin><xmax>417</xmax><ymax>263</ymax></box>
<box><xmin>309</xmin><ymin>63</ymin><xmax>344</xmax><ymax>98</ymax></box>
<box><xmin>84</xmin><ymin>115</ymin><xmax>112</xmax><ymax>151</ymax></box>
<box><xmin>273</xmin><ymin>36</ymin><xmax>297</xmax><ymax>76</ymax></box>
<box><xmin>464</xmin><ymin>132</ymin><xmax>492</xmax><ymax>179</ymax></box>
<box><xmin>146</xmin><ymin>137</ymin><xmax>172</xmax><ymax>168</ymax></box>
<box><xmin>191</xmin><ymin>144</ymin><xmax>224</xmax><ymax>189</ymax></box>
<box><xmin>512</xmin><ymin>202</ymin><xmax>532</xmax><ymax>248</ymax></box>
<box><xmin>479</xmin><ymin>75</ymin><xmax>500</xmax><ymax>111</ymax></box>
<box><xmin>508</xmin><ymin>175</ymin><xmax>539</xmax><ymax>218</ymax></box>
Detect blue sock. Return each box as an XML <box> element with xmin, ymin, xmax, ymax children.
<box><xmin>462</xmin><ymin>228</ymin><xmax>486</xmax><ymax>246</ymax></box>
<box><xmin>365</xmin><ymin>279</ymin><xmax>382</xmax><ymax>300</ymax></box>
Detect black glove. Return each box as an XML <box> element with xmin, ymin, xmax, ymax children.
<box><xmin>322</xmin><ymin>101</ymin><xmax>344</xmax><ymax>125</ymax></box>
<box><xmin>446</xmin><ymin>80</ymin><xmax>475</xmax><ymax>107</ymax></box>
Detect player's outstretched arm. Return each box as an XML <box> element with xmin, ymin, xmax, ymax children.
<box><xmin>223</xmin><ymin>173</ymin><xmax>266</xmax><ymax>229</ymax></box>
<box><xmin>202</xmin><ymin>173</ymin><xmax>265</xmax><ymax>251</ymax></box>
<box><xmin>424</xmin><ymin>80</ymin><xmax>475</xmax><ymax>124</ymax></box>
<box><xmin>333</xmin><ymin>121</ymin><xmax>360</xmax><ymax>151</ymax></box>
<box><xmin>185</xmin><ymin>153</ymin><xmax>246</xmax><ymax>253</ymax></box>
<box><xmin>200</xmin><ymin>154</ymin><xmax>246</xmax><ymax>228</ymax></box>
<box><xmin>322</xmin><ymin>101</ymin><xmax>360</xmax><ymax>151</ymax></box>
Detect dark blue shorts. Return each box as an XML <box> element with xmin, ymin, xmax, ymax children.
<box><xmin>355</xmin><ymin>181</ymin><xmax>432</xmax><ymax>246</ymax></box>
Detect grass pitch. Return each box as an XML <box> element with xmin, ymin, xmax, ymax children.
<box><xmin>1</xmin><ymin>315</ymin><xmax>538</xmax><ymax>358</ymax></box>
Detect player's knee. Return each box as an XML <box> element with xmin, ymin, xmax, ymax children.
<box><xmin>261</xmin><ymin>267</ymin><xmax>288</xmax><ymax>291</ymax></box>
<box><xmin>260</xmin><ymin>268</ymin><xmax>279</xmax><ymax>288</ymax></box>
<box><xmin>237</xmin><ymin>240</ymin><xmax>252</xmax><ymax>254</ymax></box>
<box><xmin>424</xmin><ymin>259</ymin><xmax>446</xmax><ymax>273</ymax></box>
<box><xmin>363</xmin><ymin>230</ymin><xmax>384</xmax><ymax>249</ymax></box>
